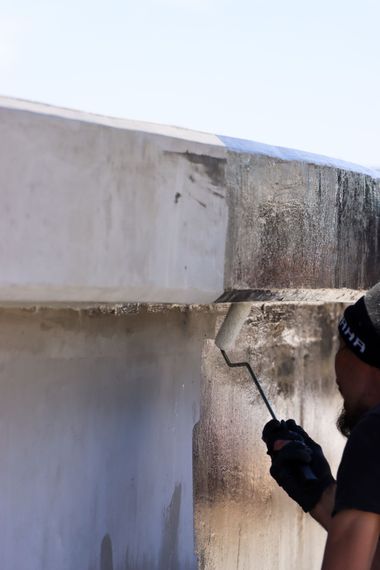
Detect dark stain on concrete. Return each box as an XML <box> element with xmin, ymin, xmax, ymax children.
<box><xmin>210</xmin><ymin>189</ymin><xmax>225</xmax><ymax>199</ymax></box>
<box><xmin>318</xmin><ymin>306</ymin><xmax>335</xmax><ymax>358</ymax></box>
<box><xmin>165</xmin><ymin>151</ymin><xmax>226</xmax><ymax>187</ymax></box>
<box><xmin>188</xmin><ymin>192</ymin><xmax>207</xmax><ymax>208</ymax></box>
<box><xmin>318</xmin><ymin>171</ymin><xmax>322</xmax><ymax>200</ymax></box>
<box><xmin>277</xmin><ymin>357</ymin><xmax>295</xmax><ymax>377</ymax></box>
<box><xmin>276</xmin><ymin>358</ymin><xmax>296</xmax><ymax>397</ymax></box>
<box><xmin>158</xmin><ymin>484</ymin><xmax>182</xmax><ymax>570</ymax></box>
<box><xmin>224</xmin><ymin>152</ymin><xmax>380</xmax><ymax>291</ymax></box>
<box><xmin>100</xmin><ymin>534</ymin><xmax>114</xmax><ymax>570</ymax></box>
<box><xmin>194</xmin><ymin>198</ymin><xmax>207</xmax><ymax>208</ymax></box>
<box><xmin>216</xmin><ymin>289</ymin><xmax>281</xmax><ymax>302</ymax></box>
<box><xmin>174</xmin><ymin>192</ymin><xmax>182</xmax><ymax>204</ymax></box>
<box><xmin>256</xmin><ymin>198</ymin><xmax>316</xmax><ymax>287</ymax></box>
<box><xmin>334</xmin><ymin>170</ymin><xmax>380</xmax><ymax>288</ymax></box>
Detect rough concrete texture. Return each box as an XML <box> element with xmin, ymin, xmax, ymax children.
<box><xmin>0</xmin><ymin>97</ymin><xmax>379</xmax><ymax>304</ymax></box>
<box><xmin>224</xmin><ymin>154</ymin><xmax>380</xmax><ymax>291</ymax></box>
<box><xmin>194</xmin><ymin>302</ymin><xmax>347</xmax><ymax>570</ymax></box>
<box><xmin>216</xmin><ymin>287</ymin><xmax>362</xmax><ymax>303</ymax></box>
<box><xmin>0</xmin><ymin>305</ymin><xmax>216</xmax><ymax>570</ymax></box>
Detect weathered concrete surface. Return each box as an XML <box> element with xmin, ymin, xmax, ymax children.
<box><xmin>223</xmin><ymin>153</ymin><xmax>380</xmax><ymax>292</ymax></box>
<box><xmin>194</xmin><ymin>302</ymin><xmax>348</xmax><ymax>570</ymax></box>
<box><xmin>0</xmin><ymin>305</ymin><xmax>216</xmax><ymax>570</ymax></box>
<box><xmin>0</xmin><ymin>300</ymin><xmax>350</xmax><ymax>570</ymax></box>
<box><xmin>0</xmin><ymin>97</ymin><xmax>379</xmax><ymax>304</ymax></box>
<box><xmin>216</xmin><ymin>287</ymin><xmax>363</xmax><ymax>303</ymax></box>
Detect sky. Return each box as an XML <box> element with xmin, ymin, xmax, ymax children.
<box><xmin>0</xmin><ymin>0</ymin><xmax>379</xmax><ymax>167</ymax></box>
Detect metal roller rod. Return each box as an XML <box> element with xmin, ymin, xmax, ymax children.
<box><xmin>220</xmin><ymin>349</ymin><xmax>277</xmax><ymax>421</ymax></box>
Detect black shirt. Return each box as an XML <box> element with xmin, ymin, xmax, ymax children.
<box><xmin>334</xmin><ymin>404</ymin><xmax>380</xmax><ymax>516</ymax></box>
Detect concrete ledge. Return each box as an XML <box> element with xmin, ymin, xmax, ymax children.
<box><xmin>215</xmin><ymin>287</ymin><xmax>362</xmax><ymax>303</ymax></box>
<box><xmin>1</xmin><ymin>97</ymin><xmax>379</xmax><ymax>304</ymax></box>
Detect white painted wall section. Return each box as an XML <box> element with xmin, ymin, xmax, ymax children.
<box><xmin>0</xmin><ymin>98</ymin><xmax>228</xmax><ymax>304</ymax></box>
<box><xmin>0</xmin><ymin>306</ymin><xmax>214</xmax><ymax>570</ymax></box>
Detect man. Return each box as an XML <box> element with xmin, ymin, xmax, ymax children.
<box><xmin>262</xmin><ymin>282</ymin><xmax>380</xmax><ymax>570</ymax></box>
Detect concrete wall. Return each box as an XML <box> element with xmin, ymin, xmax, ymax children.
<box><xmin>0</xmin><ymin>305</ymin><xmax>215</xmax><ymax>570</ymax></box>
<box><xmin>0</xmin><ymin>298</ymin><xmax>356</xmax><ymax>570</ymax></box>
<box><xmin>194</xmin><ymin>301</ymin><xmax>352</xmax><ymax>570</ymax></box>
<box><xmin>0</xmin><ymin>97</ymin><xmax>379</xmax><ymax>569</ymax></box>
<box><xmin>223</xmin><ymin>154</ymin><xmax>380</xmax><ymax>292</ymax></box>
<box><xmin>0</xmin><ymin>298</ymin><xmax>358</xmax><ymax>570</ymax></box>
<box><xmin>0</xmin><ymin>97</ymin><xmax>379</xmax><ymax>305</ymax></box>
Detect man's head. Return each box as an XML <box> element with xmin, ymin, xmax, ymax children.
<box><xmin>336</xmin><ymin>282</ymin><xmax>380</xmax><ymax>437</ymax></box>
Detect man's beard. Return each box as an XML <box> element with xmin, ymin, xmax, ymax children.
<box><xmin>336</xmin><ymin>405</ymin><xmax>366</xmax><ymax>438</ymax></box>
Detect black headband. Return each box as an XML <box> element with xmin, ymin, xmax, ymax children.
<box><xmin>338</xmin><ymin>296</ymin><xmax>380</xmax><ymax>369</ymax></box>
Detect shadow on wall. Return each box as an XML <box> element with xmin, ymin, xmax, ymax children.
<box><xmin>158</xmin><ymin>483</ymin><xmax>182</xmax><ymax>570</ymax></box>
<box><xmin>102</xmin><ymin>534</ymin><xmax>157</xmax><ymax>570</ymax></box>
<box><xmin>101</xmin><ymin>534</ymin><xmax>114</xmax><ymax>570</ymax></box>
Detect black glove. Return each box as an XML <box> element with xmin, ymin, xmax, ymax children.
<box><xmin>262</xmin><ymin>419</ymin><xmax>335</xmax><ymax>512</ymax></box>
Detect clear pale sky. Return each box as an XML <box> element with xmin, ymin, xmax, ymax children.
<box><xmin>1</xmin><ymin>0</ymin><xmax>379</xmax><ymax>166</ymax></box>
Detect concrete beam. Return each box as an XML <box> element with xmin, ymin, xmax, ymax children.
<box><xmin>0</xmin><ymin>97</ymin><xmax>379</xmax><ymax>304</ymax></box>
<box><xmin>223</xmin><ymin>144</ymin><xmax>380</xmax><ymax>293</ymax></box>
<box><xmin>0</xmin><ymin>98</ymin><xmax>228</xmax><ymax>304</ymax></box>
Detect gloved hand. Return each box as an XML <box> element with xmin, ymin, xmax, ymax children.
<box><xmin>262</xmin><ymin>419</ymin><xmax>335</xmax><ymax>512</ymax></box>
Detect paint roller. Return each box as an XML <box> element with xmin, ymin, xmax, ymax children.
<box><xmin>215</xmin><ymin>302</ymin><xmax>317</xmax><ymax>481</ymax></box>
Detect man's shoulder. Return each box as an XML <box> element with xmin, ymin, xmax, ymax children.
<box><xmin>335</xmin><ymin>404</ymin><xmax>380</xmax><ymax>516</ymax></box>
